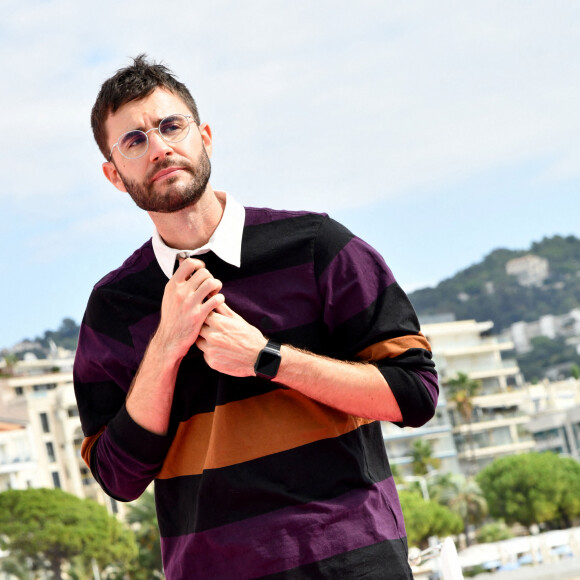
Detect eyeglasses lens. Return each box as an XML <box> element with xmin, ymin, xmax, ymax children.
<box><xmin>118</xmin><ymin>115</ymin><xmax>191</xmax><ymax>158</ymax></box>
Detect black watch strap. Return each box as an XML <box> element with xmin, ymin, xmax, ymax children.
<box><xmin>254</xmin><ymin>341</ymin><xmax>282</xmax><ymax>380</ymax></box>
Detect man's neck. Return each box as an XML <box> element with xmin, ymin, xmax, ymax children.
<box><xmin>148</xmin><ymin>186</ymin><xmax>225</xmax><ymax>250</ymax></box>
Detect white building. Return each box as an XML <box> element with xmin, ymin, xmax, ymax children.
<box><xmin>505</xmin><ymin>254</ymin><xmax>549</xmax><ymax>287</ymax></box>
<box><xmin>0</xmin><ymin>354</ymin><xmax>120</xmax><ymax>514</ymax></box>
<box><xmin>524</xmin><ymin>377</ymin><xmax>580</xmax><ymax>459</ymax></box>
<box><xmin>419</xmin><ymin>319</ymin><xmax>534</xmax><ymax>474</ymax></box>
<box><xmin>506</xmin><ymin>308</ymin><xmax>580</xmax><ymax>354</ymax></box>
<box><xmin>0</xmin><ymin>418</ymin><xmax>37</xmax><ymax>491</ymax></box>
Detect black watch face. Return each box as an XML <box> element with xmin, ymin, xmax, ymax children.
<box><xmin>257</xmin><ymin>349</ymin><xmax>281</xmax><ymax>378</ymax></box>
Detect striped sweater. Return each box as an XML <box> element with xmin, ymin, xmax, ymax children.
<box><xmin>74</xmin><ymin>208</ymin><xmax>438</xmax><ymax>579</ymax></box>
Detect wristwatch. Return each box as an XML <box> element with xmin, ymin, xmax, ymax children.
<box><xmin>254</xmin><ymin>340</ymin><xmax>282</xmax><ymax>380</ymax></box>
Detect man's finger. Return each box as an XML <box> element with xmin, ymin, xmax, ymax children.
<box><xmin>215</xmin><ymin>302</ymin><xmax>237</xmax><ymax>317</ymax></box>
<box><xmin>175</xmin><ymin>257</ymin><xmax>206</xmax><ymax>281</ymax></box>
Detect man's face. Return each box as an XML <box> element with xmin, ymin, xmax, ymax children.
<box><xmin>103</xmin><ymin>88</ymin><xmax>212</xmax><ymax>213</ymax></box>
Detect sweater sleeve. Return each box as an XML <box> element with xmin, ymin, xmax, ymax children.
<box><xmin>314</xmin><ymin>216</ymin><xmax>438</xmax><ymax>428</ymax></box>
<box><xmin>73</xmin><ymin>287</ymin><xmax>173</xmax><ymax>501</ymax></box>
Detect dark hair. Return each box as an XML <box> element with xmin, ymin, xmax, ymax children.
<box><xmin>91</xmin><ymin>54</ymin><xmax>201</xmax><ymax>159</ymax></box>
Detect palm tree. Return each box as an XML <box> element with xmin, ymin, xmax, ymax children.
<box><xmin>1</xmin><ymin>353</ymin><xmax>19</xmax><ymax>376</ymax></box>
<box><xmin>436</xmin><ymin>473</ymin><xmax>488</xmax><ymax>546</ymax></box>
<box><xmin>446</xmin><ymin>372</ymin><xmax>481</xmax><ymax>472</ymax></box>
<box><xmin>410</xmin><ymin>439</ymin><xmax>441</xmax><ymax>476</ymax></box>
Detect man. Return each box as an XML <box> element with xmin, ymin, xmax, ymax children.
<box><xmin>74</xmin><ymin>55</ymin><xmax>438</xmax><ymax>579</ymax></box>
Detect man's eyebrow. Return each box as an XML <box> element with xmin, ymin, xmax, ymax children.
<box><xmin>128</xmin><ymin>117</ymin><xmax>166</xmax><ymax>133</ymax></box>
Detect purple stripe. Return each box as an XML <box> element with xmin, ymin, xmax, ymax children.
<box><xmin>96</xmin><ymin>239</ymin><xmax>155</xmax><ymax>287</ymax></box>
<box><xmin>414</xmin><ymin>369</ymin><xmax>439</xmax><ymax>407</ymax></box>
<box><xmin>224</xmin><ymin>263</ymin><xmax>321</xmax><ymax>331</ymax></box>
<box><xmin>244</xmin><ymin>207</ymin><xmax>322</xmax><ymax>227</ymax></box>
<box><xmin>129</xmin><ymin>312</ymin><xmax>160</xmax><ymax>358</ymax></box>
<box><xmin>161</xmin><ymin>477</ymin><xmax>406</xmax><ymax>580</ymax></box>
<box><xmin>94</xmin><ymin>428</ymin><xmax>161</xmax><ymax>501</ymax></box>
<box><xmin>319</xmin><ymin>237</ymin><xmax>396</xmax><ymax>332</ymax></box>
<box><xmin>74</xmin><ymin>324</ymin><xmax>135</xmax><ymax>389</ymax></box>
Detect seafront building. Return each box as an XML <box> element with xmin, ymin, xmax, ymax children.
<box><xmin>425</xmin><ymin>319</ymin><xmax>535</xmax><ymax>473</ymax></box>
<box><xmin>0</xmin><ymin>353</ymin><xmax>119</xmax><ymax>514</ymax></box>
<box><xmin>2</xmin><ymin>324</ymin><xmax>580</xmax><ymax>508</ymax></box>
<box><xmin>383</xmin><ymin>318</ymin><xmax>537</xmax><ymax>477</ymax></box>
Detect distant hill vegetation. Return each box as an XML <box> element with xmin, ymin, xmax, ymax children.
<box><xmin>409</xmin><ymin>235</ymin><xmax>580</xmax><ymax>333</ymax></box>
<box><xmin>38</xmin><ymin>317</ymin><xmax>80</xmax><ymax>352</ymax></box>
<box><xmin>5</xmin><ymin>318</ymin><xmax>81</xmax><ymax>358</ymax></box>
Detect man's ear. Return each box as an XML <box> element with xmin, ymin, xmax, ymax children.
<box><xmin>102</xmin><ymin>161</ymin><xmax>128</xmax><ymax>192</ymax></box>
<box><xmin>199</xmin><ymin>123</ymin><xmax>213</xmax><ymax>158</ymax></box>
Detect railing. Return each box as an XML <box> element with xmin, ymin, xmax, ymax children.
<box><xmin>409</xmin><ymin>537</ymin><xmax>464</xmax><ymax>579</ymax></box>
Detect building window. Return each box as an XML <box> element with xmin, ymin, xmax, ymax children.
<box><xmin>46</xmin><ymin>442</ymin><xmax>56</xmax><ymax>463</ymax></box>
<box><xmin>33</xmin><ymin>383</ymin><xmax>57</xmax><ymax>392</ymax></box>
<box><xmin>39</xmin><ymin>412</ymin><xmax>50</xmax><ymax>433</ymax></box>
<box><xmin>14</xmin><ymin>386</ymin><xmax>24</xmax><ymax>396</ymax></box>
<box><xmin>52</xmin><ymin>471</ymin><xmax>61</xmax><ymax>489</ymax></box>
<box><xmin>80</xmin><ymin>466</ymin><xmax>93</xmax><ymax>486</ymax></box>
<box><xmin>68</xmin><ymin>406</ymin><xmax>80</xmax><ymax>418</ymax></box>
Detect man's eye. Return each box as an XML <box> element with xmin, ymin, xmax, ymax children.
<box><xmin>161</xmin><ymin>116</ymin><xmax>185</xmax><ymax>136</ymax></box>
<box><xmin>121</xmin><ymin>132</ymin><xmax>147</xmax><ymax>150</ymax></box>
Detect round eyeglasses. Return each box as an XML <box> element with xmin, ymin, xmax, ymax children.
<box><xmin>109</xmin><ymin>114</ymin><xmax>195</xmax><ymax>160</ymax></box>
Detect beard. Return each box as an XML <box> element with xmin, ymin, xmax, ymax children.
<box><xmin>116</xmin><ymin>146</ymin><xmax>212</xmax><ymax>213</ymax></box>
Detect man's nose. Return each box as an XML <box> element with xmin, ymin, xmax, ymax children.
<box><xmin>148</xmin><ymin>130</ymin><xmax>173</xmax><ymax>161</ymax></box>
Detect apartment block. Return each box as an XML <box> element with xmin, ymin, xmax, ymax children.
<box><xmin>0</xmin><ymin>355</ymin><xmax>119</xmax><ymax>514</ymax></box>
<box><xmin>429</xmin><ymin>319</ymin><xmax>534</xmax><ymax>472</ymax></box>
<box><xmin>0</xmin><ymin>418</ymin><xmax>36</xmax><ymax>490</ymax></box>
<box><xmin>524</xmin><ymin>378</ymin><xmax>580</xmax><ymax>459</ymax></box>
<box><xmin>384</xmin><ymin>319</ymin><xmax>535</xmax><ymax>476</ymax></box>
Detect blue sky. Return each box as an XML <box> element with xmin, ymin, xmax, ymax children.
<box><xmin>2</xmin><ymin>1</ymin><xmax>580</xmax><ymax>348</ymax></box>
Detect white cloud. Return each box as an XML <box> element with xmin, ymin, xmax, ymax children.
<box><xmin>2</xmin><ymin>0</ymin><xmax>580</xmax><ymax>346</ymax></box>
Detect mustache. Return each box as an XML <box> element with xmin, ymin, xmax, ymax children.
<box><xmin>146</xmin><ymin>158</ymin><xmax>195</xmax><ymax>182</ymax></box>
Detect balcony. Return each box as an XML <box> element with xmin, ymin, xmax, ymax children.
<box><xmin>0</xmin><ymin>455</ymin><xmax>35</xmax><ymax>474</ymax></box>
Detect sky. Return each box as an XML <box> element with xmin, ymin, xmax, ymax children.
<box><xmin>1</xmin><ymin>0</ymin><xmax>580</xmax><ymax>349</ymax></box>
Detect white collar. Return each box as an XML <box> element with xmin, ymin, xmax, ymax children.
<box><xmin>152</xmin><ymin>191</ymin><xmax>245</xmax><ymax>279</ymax></box>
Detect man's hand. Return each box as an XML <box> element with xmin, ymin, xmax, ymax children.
<box><xmin>196</xmin><ymin>303</ymin><xmax>267</xmax><ymax>377</ymax></box>
<box><xmin>154</xmin><ymin>258</ymin><xmax>225</xmax><ymax>360</ymax></box>
<box><xmin>125</xmin><ymin>258</ymin><xmax>224</xmax><ymax>435</ymax></box>
<box><xmin>196</xmin><ymin>302</ymin><xmax>403</xmax><ymax>421</ymax></box>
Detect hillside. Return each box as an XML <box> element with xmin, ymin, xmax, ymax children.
<box><xmin>3</xmin><ymin>318</ymin><xmax>80</xmax><ymax>358</ymax></box>
<box><xmin>409</xmin><ymin>235</ymin><xmax>580</xmax><ymax>332</ymax></box>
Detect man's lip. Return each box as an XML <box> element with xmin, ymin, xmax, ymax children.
<box><xmin>150</xmin><ymin>166</ymin><xmax>185</xmax><ymax>183</ymax></box>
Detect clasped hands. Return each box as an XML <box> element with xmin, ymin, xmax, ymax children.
<box><xmin>157</xmin><ymin>257</ymin><xmax>267</xmax><ymax>376</ymax></box>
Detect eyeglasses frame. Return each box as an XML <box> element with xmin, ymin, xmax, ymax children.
<box><xmin>108</xmin><ymin>114</ymin><xmax>195</xmax><ymax>161</ymax></box>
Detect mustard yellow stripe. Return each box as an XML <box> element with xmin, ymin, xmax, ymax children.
<box><xmin>157</xmin><ymin>389</ymin><xmax>373</xmax><ymax>479</ymax></box>
<box><xmin>356</xmin><ymin>333</ymin><xmax>431</xmax><ymax>361</ymax></box>
<box><xmin>80</xmin><ymin>427</ymin><xmax>105</xmax><ymax>469</ymax></box>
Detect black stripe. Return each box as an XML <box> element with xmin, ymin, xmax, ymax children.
<box><xmin>259</xmin><ymin>537</ymin><xmax>412</xmax><ymax>579</ymax></box>
<box><xmin>313</xmin><ymin>216</ymin><xmax>355</xmax><ymax>279</ymax></box>
<box><xmin>84</xmin><ymin>256</ymin><xmax>166</xmax><ymax>348</ymax></box>
<box><xmin>330</xmin><ymin>282</ymin><xmax>426</xmax><ymax>359</ymax></box>
<box><xmin>155</xmin><ymin>422</ymin><xmax>391</xmax><ymax>537</ymax></box>
<box><xmin>381</xmin><ymin>364</ymin><xmax>437</xmax><ymax>428</ymax></box>
<box><xmin>74</xmin><ymin>379</ymin><xmax>127</xmax><ymax>436</ymax></box>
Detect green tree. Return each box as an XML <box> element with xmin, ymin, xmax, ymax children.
<box><xmin>399</xmin><ymin>491</ymin><xmax>463</xmax><ymax>549</ymax></box>
<box><xmin>126</xmin><ymin>491</ymin><xmax>164</xmax><ymax>579</ymax></box>
<box><xmin>477</xmin><ymin>452</ymin><xmax>580</xmax><ymax>529</ymax></box>
<box><xmin>517</xmin><ymin>336</ymin><xmax>580</xmax><ymax>382</ymax></box>
<box><xmin>0</xmin><ymin>488</ymin><xmax>137</xmax><ymax>580</ymax></box>
<box><xmin>476</xmin><ymin>520</ymin><xmax>512</xmax><ymax>544</ymax></box>
<box><xmin>435</xmin><ymin>474</ymin><xmax>487</xmax><ymax>546</ymax></box>
<box><xmin>410</xmin><ymin>439</ymin><xmax>441</xmax><ymax>476</ymax></box>
<box><xmin>446</xmin><ymin>372</ymin><xmax>481</xmax><ymax>471</ymax></box>
<box><xmin>1</xmin><ymin>353</ymin><xmax>19</xmax><ymax>376</ymax></box>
